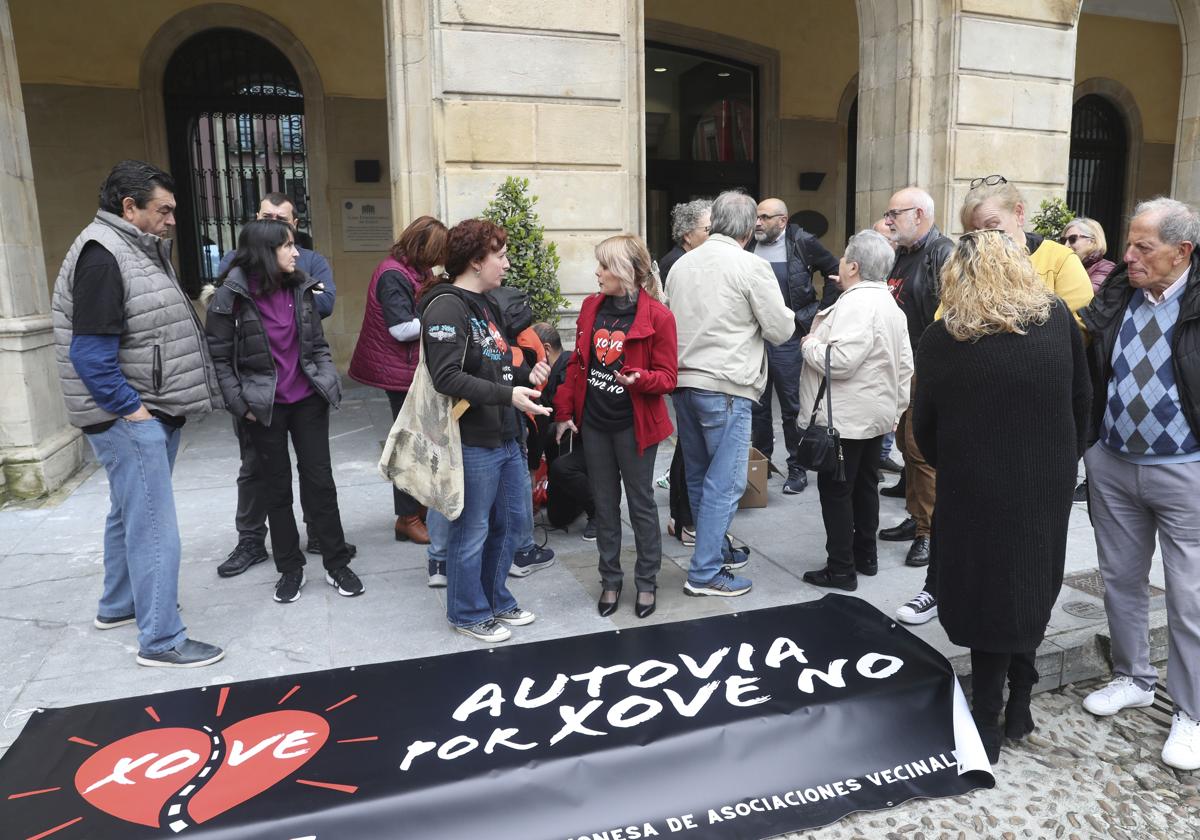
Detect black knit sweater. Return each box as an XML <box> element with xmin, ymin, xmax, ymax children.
<box><xmin>912</xmin><ymin>299</ymin><xmax>1091</xmax><ymax>652</ymax></box>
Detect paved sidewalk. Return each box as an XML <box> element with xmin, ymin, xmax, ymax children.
<box><xmin>0</xmin><ymin>387</ymin><xmax>1170</xmax><ymax>761</ymax></box>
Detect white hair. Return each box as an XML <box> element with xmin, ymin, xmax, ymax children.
<box><xmin>1133</xmin><ymin>197</ymin><xmax>1200</xmax><ymax>246</ymax></box>
<box><xmin>844</xmin><ymin>230</ymin><xmax>896</xmax><ymax>284</ymax></box>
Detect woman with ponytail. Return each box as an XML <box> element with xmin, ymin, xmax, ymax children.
<box><xmin>553</xmin><ymin>234</ymin><xmax>678</xmax><ymax>619</ymax></box>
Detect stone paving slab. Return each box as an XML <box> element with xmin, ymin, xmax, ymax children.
<box><xmin>0</xmin><ymin>388</ymin><xmax>1170</xmax><ymax>765</ymax></box>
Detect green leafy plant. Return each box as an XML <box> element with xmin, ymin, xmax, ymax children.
<box><xmin>482</xmin><ymin>176</ymin><xmax>566</xmax><ymax>324</ymax></box>
<box><xmin>1031</xmin><ymin>197</ymin><xmax>1076</xmax><ymax>240</ymax></box>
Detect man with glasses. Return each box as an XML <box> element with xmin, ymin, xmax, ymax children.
<box><xmin>214</xmin><ymin>192</ymin><xmax>349</xmax><ymax>578</ymax></box>
<box><xmin>878</xmin><ymin>188</ymin><xmax>954</xmax><ymax>600</ymax></box>
<box><xmin>747</xmin><ymin>197</ymin><xmax>840</xmax><ymax>494</ymax></box>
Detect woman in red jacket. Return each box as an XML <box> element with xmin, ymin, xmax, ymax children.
<box><xmin>554</xmin><ymin>234</ymin><xmax>678</xmax><ymax>618</ymax></box>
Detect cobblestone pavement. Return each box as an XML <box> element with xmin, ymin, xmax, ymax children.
<box><xmin>786</xmin><ymin>676</ymin><xmax>1200</xmax><ymax>840</ymax></box>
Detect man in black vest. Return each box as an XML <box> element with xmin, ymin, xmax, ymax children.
<box><xmin>747</xmin><ymin>198</ymin><xmax>840</xmax><ymax>494</ymax></box>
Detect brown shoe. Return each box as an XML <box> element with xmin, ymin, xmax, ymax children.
<box><xmin>395</xmin><ymin>515</ymin><xmax>430</xmax><ymax>544</ymax></box>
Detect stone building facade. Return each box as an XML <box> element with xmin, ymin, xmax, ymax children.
<box><xmin>0</xmin><ymin>0</ymin><xmax>1196</xmax><ymax>499</ymax></box>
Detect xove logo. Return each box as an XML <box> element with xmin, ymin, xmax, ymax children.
<box><xmin>9</xmin><ymin>684</ymin><xmax>374</xmax><ymax>839</ymax></box>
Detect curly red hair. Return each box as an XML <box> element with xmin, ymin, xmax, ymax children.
<box><xmin>420</xmin><ymin>219</ymin><xmax>507</xmax><ymax>298</ymax></box>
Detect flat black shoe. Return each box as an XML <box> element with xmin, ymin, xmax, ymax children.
<box><xmin>1004</xmin><ymin>687</ymin><xmax>1036</xmax><ymax>740</ymax></box>
<box><xmin>635</xmin><ymin>592</ymin><xmax>656</xmax><ymax>619</ymax></box>
<box><xmin>1073</xmin><ymin>480</ymin><xmax>1088</xmax><ymax>503</ymax></box>
<box><xmin>880</xmin><ymin>471</ymin><xmax>906</xmax><ymax>498</ymax></box>
<box><xmin>879</xmin><ymin>517</ymin><xmax>917</xmax><ymax>541</ymax></box>
<box><xmin>905</xmin><ymin>535</ymin><xmax>930</xmax><ymax>567</ymax></box>
<box><xmin>855</xmin><ymin>558</ymin><xmax>878</xmax><ymax>576</ymax></box>
<box><xmin>598</xmin><ymin>585</ymin><xmax>621</xmax><ymax>617</ymax></box>
<box><xmin>306</xmin><ymin>537</ymin><xmax>357</xmax><ymax>558</ymax></box>
<box><xmin>802</xmin><ymin>568</ymin><xmax>858</xmax><ymax>591</ymax></box>
<box><xmin>218</xmin><ymin>539</ymin><xmax>269</xmax><ymax>578</ymax></box>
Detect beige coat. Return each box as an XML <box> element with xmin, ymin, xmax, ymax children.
<box><xmin>798</xmin><ymin>280</ymin><xmax>914</xmax><ymax>440</ymax></box>
<box><xmin>668</xmin><ymin>234</ymin><xmax>796</xmax><ymax>401</ymax></box>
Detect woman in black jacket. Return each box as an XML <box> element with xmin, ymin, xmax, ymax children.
<box><xmin>912</xmin><ymin>229</ymin><xmax>1090</xmax><ymax>764</ymax></box>
<box><xmin>206</xmin><ymin>219</ymin><xmax>361</xmax><ymax>604</ymax></box>
<box><xmin>419</xmin><ymin>219</ymin><xmax>550</xmax><ymax>643</ymax></box>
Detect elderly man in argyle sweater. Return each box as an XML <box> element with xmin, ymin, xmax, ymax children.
<box><xmin>1078</xmin><ymin>197</ymin><xmax>1200</xmax><ymax>771</ymax></box>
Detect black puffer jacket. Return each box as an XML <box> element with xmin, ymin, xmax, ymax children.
<box><xmin>746</xmin><ymin>224</ymin><xmax>840</xmax><ymax>336</ymax></box>
<box><xmin>205</xmin><ymin>267</ymin><xmax>342</xmax><ymax>425</ymax></box>
<box><xmin>1079</xmin><ymin>250</ymin><xmax>1200</xmax><ymax>445</ymax></box>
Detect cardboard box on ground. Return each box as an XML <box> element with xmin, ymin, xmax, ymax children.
<box><xmin>739</xmin><ymin>448</ymin><xmax>769</xmax><ymax>509</ymax></box>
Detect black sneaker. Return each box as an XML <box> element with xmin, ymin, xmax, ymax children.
<box><xmin>879</xmin><ymin>455</ymin><xmax>904</xmax><ymax>473</ymax></box>
<box><xmin>582</xmin><ymin>517</ymin><xmax>597</xmax><ymax>542</ymax></box>
<box><xmin>217</xmin><ymin>539</ymin><xmax>269</xmax><ymax>578</ymax></box>
<box><xmin>136</xmin><ymin>639</ymin><xmax>225</xmax><ymax>669</ymax></box>
<box><xmin>306</xmin><ymin>537</ymin><xmax>358</xmax><ymax>558</ymax></box>
<box><xmin>274</xmin><ymin>570</ymin><xmax>305</xmax><ymax>603</ymax></box>
<box><xmin>326</xmin><ymin>566</ymin><xmax>365</xmax><ymax>597</ymax></box>
<box><xmin>782</xmin><ymin>469</ymin><xmax>808</xmax><ymax>495</ymax></box>
<box><xmin>1073</xmin><ymin>480</ymin><xmax>1088</xmax><ymax>503</ymax></box>
<box><xmin>510</xmin><ymin>545</ymin><xmax>555</xmax><ymax>577</ymax></box>
<box><xmin>802</xmin><ymin>567</ymin><xmax>858</xmax><ymax>591</ymax></box>
<box><xmin>427</xmin><ymin>560</ymin><xmax>447</xmax><ymax>588</ymax></box>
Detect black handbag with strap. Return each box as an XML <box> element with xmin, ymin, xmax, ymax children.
<box><xmin>796</xmin><ymin>345</ymin><xmax>845</xmax><ymax>481</ymax></box>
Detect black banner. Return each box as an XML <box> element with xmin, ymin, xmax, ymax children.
<box><xmin>1</xmin><ymin>596</ymin><xmax>992</xmax><ymax>840</ymax></box>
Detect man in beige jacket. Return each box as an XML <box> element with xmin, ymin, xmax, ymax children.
<box><xmin>668</xmin><ymin>191</ymin><xmax>796</xmax><ymax>597</ymax></box>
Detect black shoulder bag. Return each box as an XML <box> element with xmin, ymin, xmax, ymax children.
<box><xmin>796</xmin><ymin>345</ymin><xmax>845</xmax><ymax>481</ymax></box>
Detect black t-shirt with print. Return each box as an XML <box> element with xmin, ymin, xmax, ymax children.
<box><xmin>460</xmin><ymin>289</ymin><xmax>522</xmax><ymax>441</ymax></box>
<box><xmin>583</xmin><ymin>294</ymin><xmax>636</xmax><ymax>433</ymax></box>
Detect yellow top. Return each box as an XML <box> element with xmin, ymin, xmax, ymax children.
<box><xmin>1028</xmin><ymin>238</ymin><xmax>1094</xmax><ymax>331</ymax></box>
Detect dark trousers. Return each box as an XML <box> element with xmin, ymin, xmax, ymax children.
<box><xmin>817</xmin><ymin>435</ymin><xmax>883</xmax><ymax>576</ymax></box>
<box><xmin>969</xmin><ymin>649</ymin><xmax>1039</xmax><ymax>719</ymax></box>
<box><xmin>546</xmin><ymin>445</ymin><xmax>594</xmax><ymax>528</ymax></box>
<box><xmin>583</xmin><ymin>422</ymin><xmax>662</xmax><ymax>593</ymax></box>
<box><xmin>386</xmin><ymin>390</ymin><xmax>422</xmax><ymax>517</ymax></box>
<box><xmin>751</xmin><ymin>338</ymin><xmax>803</xmax><ymax>472</ymax></box>
<box><xmin>244</xmin><ymin>394</ymin><xmax>351</xmax><ymax>574</ymax></box>
<box><xmin>668</xmin><ymin>444</ymin><xmax>693</xmax><ymax>530</ymax></box>
<box><xmin>923</xmin><ymin>537</ymin><xmax>938</xmax><ymax>596</ymax></box>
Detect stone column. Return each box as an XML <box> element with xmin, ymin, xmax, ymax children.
<box><xmin>382</xmin><ymin>0</ymin><xmax>644</xmax><ymax>308</ymax></box>
<box><xmin>856</xmin><ymin>0</ymin><xmax>1081</xmax><ymax>234</ymax></box>
<box><xmin>0</xmin><ymin>0</ymin><xmax>83</xmax><ymax>500</ymax></box>
<box><xmin>1171</xmin><ymin>0</ymin><xmax>1200</xmax><ymax>204</ymax></box>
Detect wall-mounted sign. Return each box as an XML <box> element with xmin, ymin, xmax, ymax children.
<box><xmin>341</xmin><ymin>197</ymin><xmax>393</xmax><ymax>252</ymax></box>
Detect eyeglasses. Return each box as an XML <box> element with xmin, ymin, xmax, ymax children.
<box><xmin>1059</xmin><ymin>233</ymin><xmax>1093</xmax><ymax>246</ymax></box>
<box><xmin>756</xmin><ymin>213</ymin><xmax>786</xmax><ymax>222</ymax></box>
<box><xmin>882</xmin><ymin>207</ymin><xmax>917</xmax><ymax>221</ymax></box>
<box><xmin>697</xmin><ymin>225</ymin><xmax>712</xmax><ymax>233</ymax></box>
<box><xmin>969</xmin><ymin>174</ymin><xmax>1008</xmax><ymax>189</ymax></box>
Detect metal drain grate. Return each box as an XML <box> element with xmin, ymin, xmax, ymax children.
<box><xmin>1062</xmin><ymin>569</ymin><xmax>1164</xmax><ymax>599</ymax></box>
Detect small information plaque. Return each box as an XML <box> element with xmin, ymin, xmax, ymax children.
<box><xmin>341</xmin><ymin>197</ymin><xmax>393</xmax><ymax>252</ymax></box>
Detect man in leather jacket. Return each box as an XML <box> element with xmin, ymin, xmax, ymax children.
<box><xmin>747</xmin><ymin>198</ymin><xmax>840</xmax><ymax>494</ymax></box>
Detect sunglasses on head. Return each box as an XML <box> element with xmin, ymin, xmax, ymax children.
<box><xmin>969</xmin><ymin>174</ymin><xmax>1008</xmax><ymax>190</ymax></box>
<box><xmin>1059</xmin><ymin>233</ymin><xmax>1093</xmax><ymax>246</ymax></box>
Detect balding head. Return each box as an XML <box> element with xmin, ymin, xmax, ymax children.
<box><xmin>885</xmin><ymin>187</ymin><xmax>936</xmax><ymax>247</ymax></box>
<box><xmin>754</xmin><ymin>197</ymin><xmax>789</xmax><ymax>243</ymax></box>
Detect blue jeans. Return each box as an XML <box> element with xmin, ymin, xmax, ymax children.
<box><xmin>443</xmin><ymin>440</ymin><xmax>526</xmax><ymax>627</ymax></box>
<box><xmin>673</xmin><ymin>388</ymin><xmax>752</xmax><ymax>586</ymax></box>
<box><xmin>881</xmin><ymin>431</ymin><xmax>896</xmax><ymax>459</ymax></box>
<box><xmin>86</xmin><ymin>419</ymin><xmax>187</xmax><ymax>654</ymax></box>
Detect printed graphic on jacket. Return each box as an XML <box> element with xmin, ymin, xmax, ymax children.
<box><xmin>584</xmin><ymin>301</ymin><xmax>636</xmax><ymax>432</ymax></box>
<box><xmin>887</xmin><ymin>276</ymin><xmax>905</xmax><ymax>303</ymax></box>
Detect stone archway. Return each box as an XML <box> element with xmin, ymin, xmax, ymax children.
<box><xmin>138</xmin><ymin>4</ymin><xmax>332</xmax><ymax>257</ymax></box>
<box><xmin>1073</xmin><ymin>77</ymin><xmax>1145</xmax><ymax>244</ymax></box>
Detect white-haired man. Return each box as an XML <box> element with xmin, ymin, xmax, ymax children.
<box><xmin>1079</xmin><ymin>197</ymin><xmax>1200</xmax><ymax>771</ymax></box>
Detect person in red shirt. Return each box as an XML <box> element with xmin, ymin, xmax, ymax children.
<box><xmin>554</xmin><ymin>235</ymin><xmax>678</xmax><ymax>618</ymax></box>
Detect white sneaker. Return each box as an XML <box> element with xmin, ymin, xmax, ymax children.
<box><xmin>1162</xmin><ymin>710</ymin><xmax>1200</xmax><ymax>771</ymax></box>
<box><xmin>1082</xmin><ymin>676</ymin><xmax>1156</xmax><ymax>716</ymax></box>
<box><xmin>495</xmin><ymin>607</ymin><xmax>536</xmax><ymax>626</ymax></box>
<box><xmin>895</xmin><ymin>591</ymin><xmax>937</xmax><ymax>625</ymax></box>
<box><xmin>454</xmin><ymin>619</ymin><xmax>511</xmax><ymax>643</ymax></box>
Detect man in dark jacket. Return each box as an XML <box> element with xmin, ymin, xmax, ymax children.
<box><xmin>51</xmin><ymin>160</ymin><xmax>225</xmax><ymax>668</ymax></box>
<box><xmin>880</xmin><ymin>187</ymin><xmax>954</xmax><ymax>589</ymax></box>
<box><xmin>217</xmin><ymin>192</ymin><xmax>347</xmax><ymax>578</ymax></box>
<box><xmin>1077</xmin><ymin>197</ymin><xmax>1200</xmax><ymax>772</ymax></box>
<box><xmin>747</xmin><ymin>198</ymin><xmax>840</xmax><ymax>494</ymax></box>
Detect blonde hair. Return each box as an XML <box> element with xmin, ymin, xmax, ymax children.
<box><xmin>939</xmin><ymin>230</ymin><xmax>1054</xmax><ymax>342</ymax></box>
<box><xmin>960</xmin><ymin>181</ymin><xmax>1025</xmax><ymax>231</ymax></box>
<box><xmin>595</xmin><ymin>234</ymin><xmax>665</xmax><ymax>302</ymax></box>
<box><xmin>1064</xmin><ymin>217</ymin><xmax>1108</xmax><ymax>260</ymax></box>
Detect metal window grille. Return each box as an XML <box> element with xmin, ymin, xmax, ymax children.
<box><xmin>1068</xmin><ymin>95</ymin><xmax>1128</xmax><ymax>261</ymax></box>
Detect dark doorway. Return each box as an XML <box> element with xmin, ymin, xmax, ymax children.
<box><xmin>645</xmin><ymin>43</ymin><xmax>758</xmax><ymax>261</ymax></box>
<box><xmin>163</xmin><ymin>28</ymin><xmax>311</xmax><ymax>295</ymax></box>
<box><xmin>845</xmin><ymin>95</ymin><xmax>858</xmax><ymax>245</ymax></box>
<box><xmin>1068</xmin><ymin>94</ymin><xmax>1127</xmax><ymax>260</ymax></box>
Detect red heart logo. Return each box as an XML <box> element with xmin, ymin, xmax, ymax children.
<box><xmin>189</xmin><ymin>710</ymin><xmax>329</xmax><ymax>824</ymax></box>
<box><xmin>75</xmin><ymin>727</ymin><xmax>211</xmax><ymax>827</ymax></box>
<box><xmin>593</xmin><ymin>329</ymin><xmax>626</xmax><ymax>367</ymax></box>
<box><xmin>74</xmin><ymin>710</ymin><xmax>330</xmax><ymax>829</ymax></box>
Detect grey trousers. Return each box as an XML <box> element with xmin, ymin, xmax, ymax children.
<box><xmin>1085</xmin><ymin>442</ymin><xmax>1200</xmax><ymax>718</ymax></box>
<box><xmin>582</xmin><ymin>422</ymin><xmax>662</xmax><ymax>593</ymax></box>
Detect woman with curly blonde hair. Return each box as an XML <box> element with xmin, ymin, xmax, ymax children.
<box><xmin>911</xmin><ymin>228</ymin><xmax>1091</xmax><ymax>765</ymax></box>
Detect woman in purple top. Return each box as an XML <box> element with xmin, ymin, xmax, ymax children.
<box><xmin>206</xmin><ymin>220</ymin><xmax>362</xmax><ymax>604</ymax></box>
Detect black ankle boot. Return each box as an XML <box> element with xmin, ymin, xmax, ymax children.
<box><xmin>972</xmin><ymin>710</ymin><xmax>1003</xmax><ymax>764</ymax></box>
<box><xmin>1004</xmin><ymin>687</ymin><xmax>1035</xmax><ymax>740</ymax></box>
